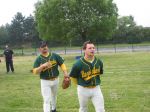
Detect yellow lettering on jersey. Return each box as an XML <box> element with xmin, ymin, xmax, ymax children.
<box><xmin>81</xmin><ymin>68</ymin><xmax>100</xmax><ymax>81</ymax></box>
<box><xmin>50</xmin><ymin>60</ymin><xmax>57</xmax><ymax>67</ymax></box>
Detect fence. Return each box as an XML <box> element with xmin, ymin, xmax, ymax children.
<box><xmin>0</xmin><ymin>43</ymin><xmax>150</xmax><ymax>56</ymax></box>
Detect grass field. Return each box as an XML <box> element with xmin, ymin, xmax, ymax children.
<box><xmin>0</xmin><ymin>52</ymin><xmax>150</xmax><ymax>112</ymax></box>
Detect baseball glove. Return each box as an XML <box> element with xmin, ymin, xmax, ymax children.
<box><xmin>62</xmin><ymin>76</ymin><xmax>71</xmax><ymax>89</ymax></box>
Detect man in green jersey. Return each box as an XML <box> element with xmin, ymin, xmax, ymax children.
<box><xmin>32</xmin><ymin>41</ymin><xmax>68</xmax><ymax>112</ymax></box>
<box><xmin>69</xmin><ymin>40</ymin><xmax>105</xmax><ymax>112</ymax></box>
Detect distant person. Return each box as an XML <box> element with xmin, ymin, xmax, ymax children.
<box><xmin>3</xmin><ymin>45</ymin><xmax>14</xmax><ymax>73</ymax></box>
<box><xmin>69</xmin><ymin>40</ymin><xmax>105</xmax><ymax>112</ymax></box>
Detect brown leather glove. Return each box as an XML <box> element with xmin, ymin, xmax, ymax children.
<box><xmin>62</xmin><ymin>76</ymin><xmax>71</xmax><ymax>89</ymax></box>
<box><xmin>41</xmin><ymin>61</ymin><xmax>52</xmax><ymax>72</ymax></box>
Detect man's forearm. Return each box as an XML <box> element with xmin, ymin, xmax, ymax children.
<box><xmin>60</xmin><ymin>64</ymin><xmax>68</xmax><ymax>76</ymax></box>
<box><xmin>32</xmin><ymin>65</ymin><xmax>45</xmax><ymax>74</ymax></box>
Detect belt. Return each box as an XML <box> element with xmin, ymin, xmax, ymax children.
<box><xmin>83</xmin><ymin>86</ymin><xmax>96</xmax><ymax>88</ymax></box>
<box><xmin>44</xmin><ymin>77</ymin><xmax>58</xmax><ymax>81</ymax></box>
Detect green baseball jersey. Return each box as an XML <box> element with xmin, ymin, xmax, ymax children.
<box><xmin>33</xmin><ymin>53</ymin><xmax>64</xmax><ymax>79</ymax></box>
<box><xmin>69</xmin><ymin>57</ymin><xmax>103</xmax><ymax>87</ymax></box>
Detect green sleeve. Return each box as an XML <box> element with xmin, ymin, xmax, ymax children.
<box><xmin>99</xmin><ymin>59</ymin><xmax>103</xmax><ymax>74</ymax></box>
<box><xmin>55</xmin><ymin>53</ymin><xmax>64</xmax><ymax>65</ymax></box>
<box><xmin>33</xmin><ymin>56</ymin><xmax>41</xmax><ymax>68</ymax></box>
<box><xmin>69</xmin><ymin>62</ymin><xmax>81</xmax><ymax>78</ymax></box>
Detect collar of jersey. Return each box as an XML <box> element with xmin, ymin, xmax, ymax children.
<box><xmin>84</xmin><ymin>57</ymin><xmax>95</xmax><ymax>63</ymax></box>
<box><xmin>41</xmin><ymin>52</ymin><xmax>50</xmax><ymax>57</ymax></box>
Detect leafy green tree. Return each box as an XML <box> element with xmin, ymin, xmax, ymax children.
<box><xmin>35</xmin><ymin>0</ymin><xmax>118</xmax><ymax>43</ymax></box>
<box><xmin>114</xmin><ymin>15</ymin><xmax>137</xmax><ymax>43</ymax></box>
<box><xmin>142</xmin><ymin>27</ymin><xmax>150</xmax><ymax>41</ymax></box>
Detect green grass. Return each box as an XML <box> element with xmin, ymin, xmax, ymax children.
<box><xmin>0</xmin><ymin>52</ymin><xmax>150</xmax><ymax>112</ymax></box>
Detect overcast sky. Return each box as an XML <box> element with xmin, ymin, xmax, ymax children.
<box><xmin>0</xmin><ymin>0</ymin><xmax>150</xmax><ymax>27</ymax></box>
<box><xmin>0</xmin><ymin>0</ymin><xmax>38</xmax><ymax>26</ymax></box>
<box><xmin>113</xmin><ymin>0</ymin><xmax>150</xmax><ymax>27</ymax></box>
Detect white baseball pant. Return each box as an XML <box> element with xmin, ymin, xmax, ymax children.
<box><xmin>40</xmin><ymin>78</ymin><xmax>59</xmax><ymax>112</ymax></box>
<box><xmin>77</xmin><ymin>85</ymin><xmax>105</xmax><ymax>112</ymax></box>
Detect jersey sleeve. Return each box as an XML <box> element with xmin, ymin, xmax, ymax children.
<box><xmin>55</xmin><ymin>53</ymin><xmax>64</xmax><ymax>66</ymax></box>
<box><xmin>33</xmin><ymin>57</ymin><xmax>41</xmax><ymax>68</ymax></box>
<box><xmin>99</xmin><ymin>59</ymin><xmax>104</xmax><ymax>74</ymax></box>
<box><xmin>69</xmin><ymin>62</ymin><xmax>80</xmax><ymax>78</ymax></box>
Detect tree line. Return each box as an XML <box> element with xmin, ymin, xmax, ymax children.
<box><xmin>0</xmin><ymin>0</ymin><xmax>150</xmax><ymax>48</ymax></box>
<box><xmin>0</xmin><ymin>12</ymin><xmax>40</xmax><ymax>48</ymax></box>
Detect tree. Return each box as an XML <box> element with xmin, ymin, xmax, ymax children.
<box><xmin>35</xmin><ymin>0</ymin><xmax>118</xmax><ymax>43</ymax></box>
<box><xmin>0</xmin><ymin>25</ymin><xmax>9</xmax><ymax>45</ymax></box>
<box><xmin>142</xmin><ymin>27</ymin><xmax>150</xmax><ymax>41</ymax></box>
<box><xmin>114</xmin><ymin>15</ymin><xmax>137</xmax><ymax>43</ymax></box>
<box><xmin>23</xmin><ymin>15</ymin><xmax>40</xmax><ymax>45</ymax></box>
<box><xmin>8</xmin><ymin>12</ymin><xmax>25</xmax><ymax>45</ymax></box>
<box><xmin>7</xmin><ymin>13</ymin><xmax>40</xmax><ymax>47</ymax></box>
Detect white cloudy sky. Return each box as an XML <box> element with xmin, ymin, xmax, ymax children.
<box><xmin>0</xmin><ymin>0</ymin><xmax>38</xmax><ymax>26</ymax></box>
<box><xmin>113</xmin><ymin>0</ymin><xmax>150</xmax><ymax>27</ymax></box>
<box><xmin>0</xmin><ymin>0</ymin><xmax>150</xmax><ymax>27</ymax></box>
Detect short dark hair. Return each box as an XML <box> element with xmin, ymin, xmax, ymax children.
<box><xmin>82</xmin><ymin>40</ymin><xmax>94</xmax><ymax>50</ymax></box>
<box><xmin>40</xmin><ymin>41</ymin><xmax>47</xmax><ymax>48</ymax></box>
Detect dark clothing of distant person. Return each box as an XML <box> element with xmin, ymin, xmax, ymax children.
<box><xmin>3</xmin><ymin>48</ymin><xmax>14</xmax><ymax>73</ymax></box>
